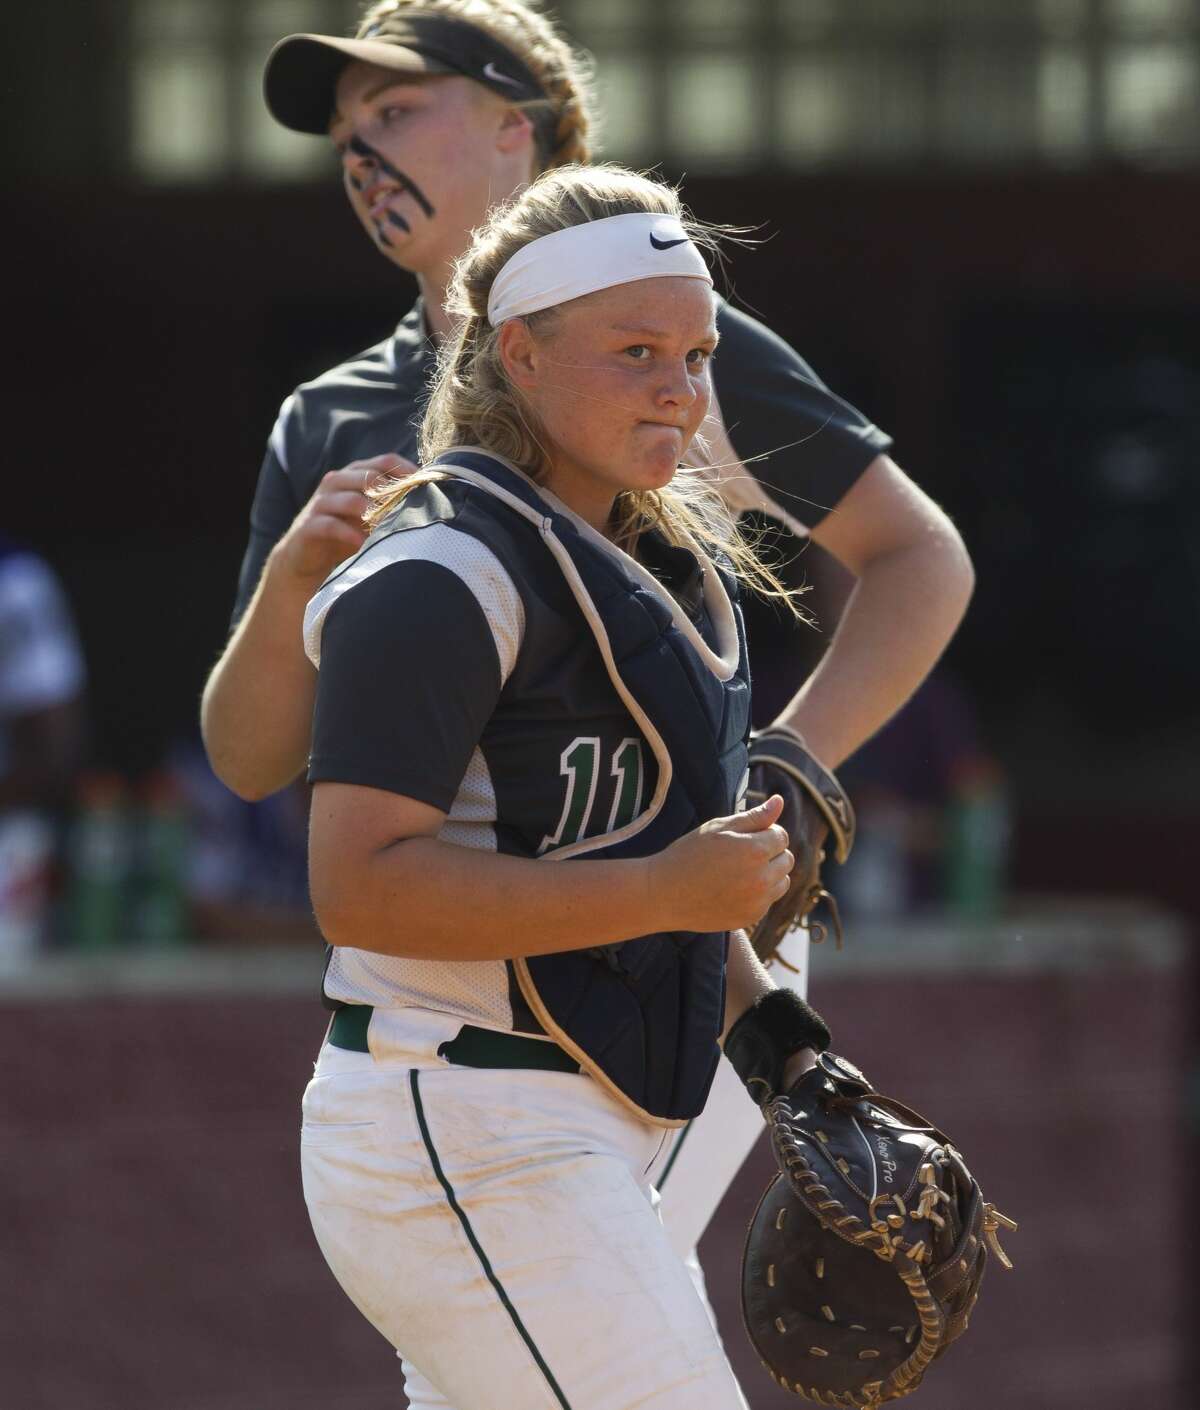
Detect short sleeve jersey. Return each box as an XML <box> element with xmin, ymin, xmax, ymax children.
<box><xmin>232</xmin><ymin>298</ymin><xmax>892</xmax><ymax>623</ymax></box>
<box><xmin>304</xmin><ymin>476</ymin><xmax>721</xmax><ymax>1029</ymax></box>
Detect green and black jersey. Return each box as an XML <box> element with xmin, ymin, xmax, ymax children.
<box><xmin>303</xmin><ymin>467</ymin><xmax>733</xmax><ymax>1030</ymax></box>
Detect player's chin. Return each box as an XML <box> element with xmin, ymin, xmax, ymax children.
<box><xmin>619</xmin><ymin>460</ymin><xmax>678</xmax><ymax>495</ymax></box>
<box><xmin>632</xmin><ymin>429</ymin><xmax>687</xmax><ymax>486</ymax></box>
<box><xmin>360</xmin><ymin>211</ymin><xmax>416</xmax><ymax>266</ymax></box>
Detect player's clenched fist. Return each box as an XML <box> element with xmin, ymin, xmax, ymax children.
<box><xmin>272</xmin><ymin>454</ymin><xmax>414</xmax><ymax>586</ymax></box>
<box><xmin>650</xmin><ymin>794</ymin><xmax>794</xmax><ymax>934</ymax></box>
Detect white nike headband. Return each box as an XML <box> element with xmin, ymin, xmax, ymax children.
<box><xmin>486</xmin><ymin>212</ymin><xmax>713</xmax><ymax>327</ymax></box>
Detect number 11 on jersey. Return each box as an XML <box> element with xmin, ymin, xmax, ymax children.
<box><xmin>539</xmin><ymin>736</ymin><xmax>645</xmax><ymax>853</ymax></box>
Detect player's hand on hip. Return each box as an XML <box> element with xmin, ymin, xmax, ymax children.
<box><xmin>651</xmin><ymin>795</ymin><xmax>793</xmax><ymax>933</ymax></box>
<box><xmin>272</xmin><ymin>454</ymin><xmax>414</xmax><ymax>586</ymax></box>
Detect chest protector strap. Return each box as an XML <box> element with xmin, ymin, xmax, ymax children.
<box><xmin>434</xmin><ymin>450</ymin><xmax>751</xmax><ymax>1127</ymax></box>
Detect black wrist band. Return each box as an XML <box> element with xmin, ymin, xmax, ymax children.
<box><xmin>724</xmin><ymin>989</ymin><xmax>832</xmax><ymax>1104</ymax></box>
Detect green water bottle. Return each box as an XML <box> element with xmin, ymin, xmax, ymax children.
<box><xmin>129</xmin><ymin>771</ymin><xmax>189</xmax><ymax>946</ymax></box>
<box><xmin>942</xmin><ymin>760</ymin><xmax>1011</xmax><ymax>921</ymax></box>
<box><xmin>67</xmin><ymin>772</ymin><xmax>131</xmax><ymax>949</ymax></box>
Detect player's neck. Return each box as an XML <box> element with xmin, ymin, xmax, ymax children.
<box><xmin>541</xmin><ymin>462</ymin><xmax>618</xmax><ymax>539</ymax></box>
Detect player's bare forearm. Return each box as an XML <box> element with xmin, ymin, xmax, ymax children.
<box><xmin>204</xmin><ymin>460</ymin><xmax>404</xmax><ymax>798</ymax></box>
<box><xmin>721</xmin><ymin>932</ymin><xmax>818</xmax><ymax>1090</ymax></box>
<box><xmin>313</xmin><ymin>833</ymin><xmax>663</xmax><ymax>960</ymax></box>
<box><xmin>788</xmin><ymin>456</ymin><xmax>974</xmax><ymax>767</ymax></box>
<box><xmin>720</xmin><ymin>931</ymin><xmax>774</xmax><ymax>1040</ymax></box>
<box><xmin>201</xmin><ymin>555</ymin><xmax>317</xmax><ymax>800</ymax></box>
<box><xmin>310</xmin><ymin>786</ymin><xmax>792</xmax><ymax>961</ymax></box>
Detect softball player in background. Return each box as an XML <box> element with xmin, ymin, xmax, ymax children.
<box><xmin>201</xmin><ymin>2</ymin><xmax>973</xmax><ymax>1401</ymax></box>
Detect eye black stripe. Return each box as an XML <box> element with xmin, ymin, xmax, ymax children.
<box><xmin>347</xmin><ymin>134</ymin><xmax>436</xmax><ymax>219</ymax></box>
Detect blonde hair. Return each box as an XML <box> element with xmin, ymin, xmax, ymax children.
<box><xmin>370</xmin><ymin>163</ymin><xmax>805</xmax><ymax>615</ymax></box>
<box><xmin>357</xmin><ymin>0</ymin><xmax>595</xmax><ymax>169</ymax></box>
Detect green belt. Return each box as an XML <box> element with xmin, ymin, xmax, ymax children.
<box><xmin>328</xmin><ymin>1005</ymin><xmax>580</xmax><ymax>1074</ymax></box>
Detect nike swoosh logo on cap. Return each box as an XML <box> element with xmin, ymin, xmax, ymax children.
<box><xmin>482</xmin><ymin>61</ymin><xmax>523</xmax><ymax>89</ymax></box>
<box><xmin>649</xmin><ymin>234</ymin><xmax>689</xmax><ymax>250</ymax></box>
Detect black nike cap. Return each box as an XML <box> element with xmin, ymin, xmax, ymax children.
<box><xmin>264</xmin><ymin>11</ymin><xmax>545</xmax><ymax>135</ymax></box>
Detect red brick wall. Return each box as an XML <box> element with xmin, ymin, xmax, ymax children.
<box><xmin>4</xmin><ymin>961</ymin><xmax>1188</xmax><ymax>1409</ymax></box>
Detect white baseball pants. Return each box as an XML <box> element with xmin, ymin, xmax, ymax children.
<box><xmin>302</xmin><ymin>1045</ymin><xmax>748</xmax><ymax>1408</ymax></box>
<box><xmin>303</xmin><ymin>928</ymin><xmax>808</xmax><ymax>1410</ymax></box>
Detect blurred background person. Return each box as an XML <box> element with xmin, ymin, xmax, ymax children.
<box><xmin>167</xmin><ymin>737</ymin><xmax>318</xmax><ymax>944</ymax></box>
<box><xmin>0</xmin><ymin>536</ymin><xmax>86</xmax><ymax>961</ymax></box>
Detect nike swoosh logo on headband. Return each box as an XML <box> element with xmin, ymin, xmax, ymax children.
<box><xmin>649</xmin><ymin>234</ymin><xmax>689</xmax><ymax>250</ymax></box>
<box><xmin>482</xmin><ymin>61</ymin><xmax>523</xmax><ymax>89</ymax></box>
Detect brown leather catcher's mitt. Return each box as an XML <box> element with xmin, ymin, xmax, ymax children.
<box><xmin>742</xmin><ymin>1052</ymin><xmax>1016</xmax><ymax>1408</ymax></box>
<box><xmin>745</xmin><ymin>726</ymin><xmax>855</xmax><ymax>964</ymax></box>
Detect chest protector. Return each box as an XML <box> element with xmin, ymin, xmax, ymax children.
<box><xmin>435</xmin><ymin>450</ymin><xmax>751</xmax><ymax>1127</ymax></box>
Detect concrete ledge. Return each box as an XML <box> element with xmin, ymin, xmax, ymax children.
<box><xmin>1</xmin><ymin>894</ymin><xmax>1184</xmax><ymax>1004</ymax></box>
<box><xmin>0</xmin><ymin>943</ymin><xmax>322</xmax><ymax>1002</ymax></box>
<box><xmin>811</xmin><ymin>895</ymin><xmax>1187</xmax><ymax>978</ymax></box>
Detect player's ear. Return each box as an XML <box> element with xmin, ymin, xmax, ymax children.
<box><xmin>497</xmin><ymin>317</ymin><xmax>538</xmax><ymax>388</ymax></box>
<box><xmin>495</xmin><ymin>105</ymin><xmax>535</xmax><ymax>157</ymax></box>
<box><xmin>473</xmin><ymin>85</ymin><xmax>534</xmax><ymax>163</ymax></box>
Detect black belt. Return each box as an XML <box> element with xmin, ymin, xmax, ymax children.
<box><xmin>328</xmin><ymin>1005</ymin><xmax>580</xmax><ymax>1074</ymax></box>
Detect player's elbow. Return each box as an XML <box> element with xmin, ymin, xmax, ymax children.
<box><xmin>312</xmin><ymin>890</ymin><xmax>418</xmax><ymax>957</ymax></box>
<box><xmin>223</xmin><ymin>769</ymin><xmax>288</xmax><ymax>804</ymax></box>
<box><xmin>200</xmin><ymin>661</ymin><xmax>307</xmax><ymax>801</ymax></box>
<box><xmin>934</xmin><ymin>512</ymin><xmax>975</xmax><ymax>610</ymax></box>
<box><xmin>309</xmin><ymin>844</ymin><xmax>412</xmax><ymax>956</ymax></box>
<box><xmin>310</xmin><ymin>841</ymin><xmax>353</xmax><ymax>941</ymax></box>
<box><xmin>200</xmin><ymin>705</ymin><xmax>302</xmax><ymax>801</ymax></box>
<box><xmin>203</xmin><ymin>740</ymin><xmax>293</xmax><ymax>803</ymax></box>
<box><xmin>310</xmin><ymin>876</ymin><xmax>363</xmax><ymax>950</ymax></box>
<box><xmin>862</xmin><ymin>502</ymin><xmax>975</xmax><ymax>615</ymax></box>
<box><xmin>312</xmin><ymin>902</ymin><xmax>356</xmax><ymax>950</ymax></box>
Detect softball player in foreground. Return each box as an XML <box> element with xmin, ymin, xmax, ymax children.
<box><xmin>201</xmin><ymin>3</ymin><xmax>974</xmax><ymax>1402</ymax></box>
<box><xmin>302</xmin><ymin>161</ymin><xmax>826</xmax><ymax>1409</ymax></box>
